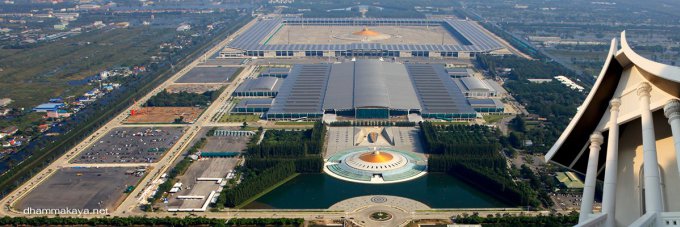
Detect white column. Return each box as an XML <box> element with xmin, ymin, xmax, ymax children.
<box><xmin>579</xmin><ymin>132</ymin><xmax>604</xmax><ymax>223</ymax></box>
<box><xmin>664</xmin><ymin>99</ymin><xmax>680</xmax><ymax>179</ymax></box>
<box><xmin>637</xmin><ymin>82</ymin><xmax>664</xmax><ymax>214</ymax></box>
<box><xmin>602</xmin><ymin>98</ymin><xmax>621</xmax><ymax>227</ymax></box>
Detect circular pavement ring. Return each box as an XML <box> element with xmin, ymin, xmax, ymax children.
<box><xmin>371</xmin><ymin>196</ymin><xmax>388</xmax><ymax>203</ymax></box>
<box><xmin>369</xmin><ymin>211</ymin><xmax>393</xmax><ymax>221</ymax></box>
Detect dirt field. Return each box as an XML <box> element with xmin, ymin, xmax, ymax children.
<box><xmin>16</xmin><ymin>167</ymin><xmax>142</xmax><ymax>211</ymax></box>
<box><xmin>126</xmin><ymin>107</ymin><xmax>204</xmax><ymax>124</ymax></box>
<box><xmin>202</xmin><ymin>136</ymin><xmax>250</xmax><ymax>152</ymax></box>
<box><xmin>165</xmin><ymin>84</ymin><xmax>223</xmax><ymax>94</ymax></box>
<box><xmin>267</xmin><ymin>25</ymin><xmax>462</xmax><ymax>45</ymax></box>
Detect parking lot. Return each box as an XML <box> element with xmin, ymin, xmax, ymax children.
<box><xmin>202</xmin><ymin>135</ymin><xmax>250</xmax><ymax>153</ymax></box>
<box><xmin>16</xmin><ymin>167</ymin><xmax>142</xmax><ymax>211</ymax></box>
<box><xmin>71</xmin><ymin>127</ymin><xmax>186</xmax><ymax>164</ymax></box>
<box><xmin>175</xmin><ymin>67</ymin><xmax>241</xmax><ymax>83</ymax></box>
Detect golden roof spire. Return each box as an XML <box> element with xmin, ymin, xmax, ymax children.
<box><xmin>352</xmin><ymin>27</ymin><xmax>382</xmax><ymax>37</ymax></box>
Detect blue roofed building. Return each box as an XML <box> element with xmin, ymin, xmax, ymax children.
<box><xmin>33</xmin><ymin>103</ymin><xmax>65</xmax><ymax>112</ymax></box>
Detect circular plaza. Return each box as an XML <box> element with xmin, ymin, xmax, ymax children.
<box><xmin>324</xmin><ymin>147</ymin><xmax>427</xmax><ymax>184</ymax></box>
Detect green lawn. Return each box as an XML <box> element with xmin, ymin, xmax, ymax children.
<box><xmin>219</xmin><ymin>114</ymin><xmax>261</xmax><ymax>122</ymax></box>
<box><xmin>483</xmin><ymin>114</ymin><xmax>507</xmax><ymax>124</ymax></box>
<box><xmin>274</xmin><ymin>121</ymin><xmax>315</xmax><ymax>126</ymax></box>
<box><xmin>429</xmin><ymin>121</ymin><xmax>470</xmax><ymax>126</ymax></box>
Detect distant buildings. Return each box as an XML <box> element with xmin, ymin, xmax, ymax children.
<box><xmin>452</xmin><ymin>76</ymin><xmax>498</xmax><ymax>98</ymax></box>
<box><xmin>554</xmin><ymin>171</ymin><xmax>584</xmax><ymax>191</ymax></box>
<box><xmin>268</xmin><ymin>0</ymin><xmax>294</xmax><ymax>4</ymax></box>
<box><xmin>527</xmin><ymin>78</ymin><xmax>553</xmax><ymax>83</ymax></box>
<box><xmin>46</xmin><ymin>109</ymin><xmax>71</xmax><ymax>118</ymax></box>
<box><xmin>554</xmin><ymin>75</ymin><xmax>584</xmax><ymax>91</ymax></box>
<box><xmin>33</xmin><ymin>103</ymin><xmax>65</xmax><ymax>112</ymax></box>
<box><xmin>176</xmin><ymin>24</ymin><xmax>191</xmax><ymax>32</ymax></box>
<box><xmin>0</xmin><ymin>126</ymin><xmax>18</xmax><ymax>139</ymax></box>
<box><xmin>0</xmin><ymin>98</ymin><xmax>12</xmax><ymax>107</ymax></box>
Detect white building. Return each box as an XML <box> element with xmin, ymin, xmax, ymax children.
<box><xmin>546</xmin><ymin>31</ymin><xmax>680</xmax><ymax>226</ymax></box>
<box><xmin>452</xmin><ymin>77</ymin><xmax>498</xmax><ymax>98</ymax></box>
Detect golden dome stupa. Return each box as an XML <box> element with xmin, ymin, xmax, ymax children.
<box><xmin>358</xmin><ymin>150</ymin><xmax>394</xmax><ymax>163</ymax></box>
<box><xmin>352</xmin><ymin>27</ymin><xmax>382</xmax><ymax>37</ymax></box>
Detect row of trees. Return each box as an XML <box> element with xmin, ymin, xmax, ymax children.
<box><xmin>0</xmin><ymin>216</ymin><xmax>303</xmax><ymax>226</ymax></box>
<box><xmin>421</xmin><ymin>123</ymin><xmax>501</xmax><ymax>156</ymax></box>
<box><xmin>145</xmin><ymin>90</ymin><xmax>220</xmax><ymax>107</ymax></box>
<box><xmin>520</xmin><ymin>164</ymin><xmax>555</xmax><ymax>207</ymax></box>
<box><xmin>219</xmin><ymin>122</ymin><xmax>327</xmax><ymax>208</ymax></box>
<box><xmin>452</xmin><ymin>212</ymin><xmax>578</xmax><ymax>226</ymax></box>
<box><xmin>247</xmin><ymin>122</ymin><xmax>325</xmax><ymax>157</ymax></box>
<box><xmin>475</xmin><ymin>54</ymin><xmax>587</xmax><ymax>154</ymax></box>
<box><xmin>220</xmin><ymin>162</ymin><xmax>296</xmax><ymax>207</ymax></box>
<box><xmin>246</xmin><ymin>157</ymin><xmax>324</xmax><ymax>173</ymax></box>
<box><xmin>421</xmin><ymin>122</ymin><xmax>543</xmax><ymax>208</ymax></box>
<box><xmin>429</xmin><ymin>157</ymin><xmax>541</xmax><ymax>208</ymax></box>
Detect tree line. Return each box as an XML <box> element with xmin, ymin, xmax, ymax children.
<box><xmin>247</xmin><ymin>122</ymin><xmax>325</xmax><ymax>157</ymax></box>
<box><xmin>475</xmin><ymin>54</ymin><xmax>587</xmax><ymax>154</ymax></box>
<box><xmin>220</xmin><ymin>161</ymin><xmax>296</xmax><ymax>207</ymax></box>
<box><xmin>145</xmin><ymin>89</ymin><xmax>221</xmax><ymax>107</ymax></box>
<box><xmin>421</xmin><ymin>122</ymin><xmax>542</xmax><ymax>208</ymax></box>
<box><xmin>453</xmin><ymin>212</ymin><xmax>578</xmax><ymax>226</ymax></box>
<box><xmin>246</xmin><ymin>157</ymin><xmax>323</xmax><ymax>173</ymax></box>
<box><xmin>0</xmin><ymin>216</ymin><xmax>303</xmax><ymax>226</ymax></box>
<box><xmin>219</xmin><ymin>122</ymin><xmax>327</xmax><ymax>208</ymax></box>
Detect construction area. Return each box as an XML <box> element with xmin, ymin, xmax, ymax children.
<box><xmin>125</xmin><ymin>107</ymin><xmax>204</xmax><ymax>124</ymax></box>
<box><xmin>175</xmin><ymin>67</ymin><xmax>242</xmax><ymax>83</ymax></box>
<box><xmin>16</xmin><ymin>167</ymin><xmax>143</xmax><ymax>211</ymax></box>
<box><xmin>71</xmin><ymin>127</ymin><xmax>185</xmax><ymax>164</ymax></box>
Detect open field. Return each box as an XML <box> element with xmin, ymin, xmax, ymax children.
<box><xmin>482</xmin><ymin>114</ymin><xmax>507</xmax><ymax>124</ymax></box>
<box><xmin>0</xmin><ymin>27</ymin><xmax>176</xmax><ymax>109</ymax></box>
<box><xmin>175</xmin><ymin>67</ymin><xmax>242</xmax><ymax>83</ymax></box>
<box><xmin>165</xmin><ymin>157</ymin><xmax>239</xmax><ymax>210</ymax></box>
<box><xmin>202</xmin><ymin>136</ymin><xmax>250</xmax><ymax>152</ymax></box>
<box><xmin>219</xmin><ymin>114</ymin><xmax>261</xmax><ymax>122</ymax></box>
<box><xmin>16</xmin><ymin>167</ymin><xmax>142</xmax><ymax>211</ymax></box>
<box><xmin>71</xmin><ymin>127</ymin><xmax>185</xmax><ymax>164</ymax></box>
<box><xmin>125</xmin><ymin>107</ymin><xmax>204</xmax><ymax>124</ymax></box>
<box><xmin>267</xmin><ymin>25</ymin><xmax>462</xmax><ymax>45</ymax></box>
<box><xmin>165</xmin><ymin>84</ymin><xmax>224</xmax><ymax>94</ymax></box>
